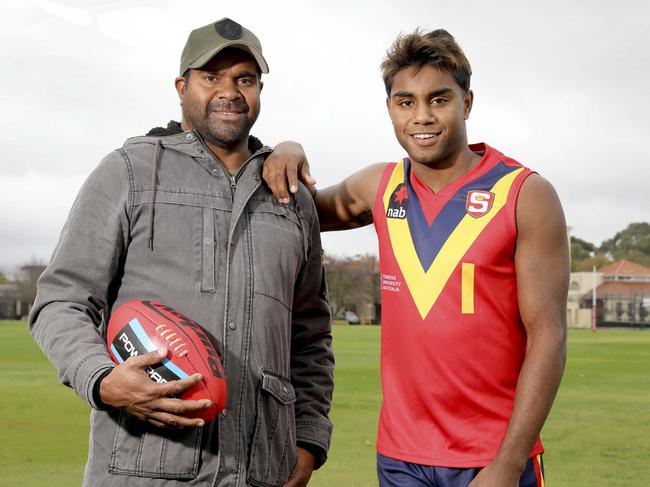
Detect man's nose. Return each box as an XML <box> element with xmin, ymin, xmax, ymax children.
<box><xmin>413</xmin><ymin>103</ymin><xmax>435</xmax><ymax>124</ymax></box>
<box><xmin>217</xmin><ymin>78</ymin><xmax>242</xmax><ymax>101</ymax></box>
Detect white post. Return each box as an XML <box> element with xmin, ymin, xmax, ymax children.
<box><xmin>592</xmin><ymin>265</ymin><xmax>597</xmax><ymax>332</ymax></box>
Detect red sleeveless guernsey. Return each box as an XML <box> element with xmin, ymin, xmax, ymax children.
<box><xmin>373</xmin><ymin>143</ymin><xmax>543</xmax><ymax>467</ymax></box>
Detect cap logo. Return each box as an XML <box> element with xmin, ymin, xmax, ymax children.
<box><xmin>215</xmin><ymin>19</ymin><xmax>243</xmax><ymax>40</ymax></box>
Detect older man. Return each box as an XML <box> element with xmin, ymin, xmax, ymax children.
<box><xmin>30</xmin><ymin>18</ymin><xmax>333</xmax><ymax>487</ymax></box>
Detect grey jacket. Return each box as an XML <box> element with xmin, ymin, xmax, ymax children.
<box><xmin>29</xmin><ymin>126</ymin><xmax>334</xmax><ymax>487</ymax></box>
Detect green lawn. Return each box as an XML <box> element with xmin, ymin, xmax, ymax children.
<box><xmin>1</xmin><ymin>322</ymin><xmax>649</xmax><ymax>486</ymax></box>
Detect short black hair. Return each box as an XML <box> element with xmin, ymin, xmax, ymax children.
<box><xmin>381</xmin><ymin>29</ymin><xmax>472</xmax><ymax>95</ymax></box>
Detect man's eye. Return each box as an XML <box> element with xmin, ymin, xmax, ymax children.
<box><xmin>399</xmin><ymin>100</ymin><xmax>414</xmax><ymax>107</ymax></box>
<box><xmin>431</xmin><ymin>97</ymin><xmax>447</xmax><ymax>105</ymax></box>
<box><xmin>205</xmin><ymin>75</ymin><xmax>216</xmax><ymax>82</ymax></box>
<box><xmin>238</xmin><ymin>78</ymin><xmax>253</xmax><ymax>86</ymax></box>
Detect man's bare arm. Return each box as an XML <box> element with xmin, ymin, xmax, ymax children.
<box><xmin>265</xmin><ymin>141</ymin><xmax>385</xmax><ymax>231</ymax></box>
<box><xmin>470</xmin><ymin>174</ymin><xmax>569</xmax><ymax>486</ymax></box>
<box><xmin>314</xmin><ymin>163</ymin><xmax>386</xmax><ymax>231</ymax></box>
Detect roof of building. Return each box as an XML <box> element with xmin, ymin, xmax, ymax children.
<box><xmin>598</xmin><ymin>259</ymin><xmax>650</xmax><ymax>276</ymax></box>
<box><xmin>587</xmin><ymin>281</ymin><xmax>650</xmax><ymax>299</ymax></box>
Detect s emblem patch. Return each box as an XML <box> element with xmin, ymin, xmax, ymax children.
<box><xmin>466</xmin><ymin>190</ymin><xmax>494</xmax><ymax>218</ymax></box>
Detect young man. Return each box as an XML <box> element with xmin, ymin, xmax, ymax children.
<box><xmin>30</xmin><ymin>18</ymin><xmax>333</xmax><ymax>487</ymax></box>
<box><xmin>264</xmin><ymin>29</ymin><xmax>569</xmax><ymax>486</ymax></box>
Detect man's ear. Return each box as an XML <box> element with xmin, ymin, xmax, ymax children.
<box><xmin>175</xmin><ymin>75</ymin><xmax>187</xmax><ymax>100</ymax></box>
<box><xmin>463</xmin><ymin>89</ymin><xmax>474</xmax><ymax>120</ymax></box>
<box><xmin>259</xmin><ymin>80</ymin><xmax>264</xmax><ymax>92</ymax></box>
<box><xmin>386</xmin><ymin>97</ymin><xmax>394</xmax><ymax>125</ymax></box>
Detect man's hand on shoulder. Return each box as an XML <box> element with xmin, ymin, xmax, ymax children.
<box><xmin>281</xmin><ymin>447</ymin><xmax>316</xmax><ymax>487</ymax></box>
<box><xmin>99</xmin><ymin>348</ymin><xmax>211</xmax><ymax>429</ymax></box>
<box><xmin>264</xmin><ymin>141</ymin><xmax>316</xmax><ymax>204</ymax></box>
<box><xmin>263</xmin><ymin>140</ymin><xmax>387</xmax><ymax>230</ymax></box>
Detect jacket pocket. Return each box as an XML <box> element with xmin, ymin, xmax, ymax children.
<box><xmin>201</xmin><ymin>207</ymin><xmax>218</xmax><ymax>293</ymax></box>
<box><xmin>247</xmin><ymin>370</ymin><xmax>297</xmax><ymax>487</ymax></box>
<box><xmin>248</xmin><ymin>202</ymin><xmax>306</xmax><ymax>308</ymax></box>
<box><xmin>109</xmin><ymin>412</ymin><xmax>202</xmax><ymax>480</ymax></box>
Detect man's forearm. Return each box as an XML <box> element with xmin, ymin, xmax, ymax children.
<box><xmin>491</xmin><ymin>326</ymin><xmax>566</xmax><ymax>472</ymax></box>
<box><xmin>314</xmin><ymin>189</ymin><xmax>373</xmax><ymax>232</ymax></box>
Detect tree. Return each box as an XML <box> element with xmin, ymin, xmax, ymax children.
<box><xmin>600</xmin><ymin>222</ymin><xmax>650</xmax><ymax>267</ymax></box>
<box><xmin>0</xmin><ymin>271</ymin><xmax>8</xmax><ymax>284</ymax></box>
<box><xmin>573</xmin><ymin>252</ymin><xmax>612</xmax><ymax>272</ymax></box>
<box><xmin>570</xmin><ymin>236</ymin><xmax>596</xmax><ymax>271</ymax></box>
<box><xmin>324</xmin><ymin>253</ymin><xmax>379</xmax><ymax>321</ymax></box>
<box><xmin>15</xmin><ymin>260</ymin><xmax>47</xmax><ymax>314</ymax></box>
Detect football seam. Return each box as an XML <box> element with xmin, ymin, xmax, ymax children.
<box><xmin>124</xmin><ymin>302</ymin><xmax>218</xmax><ymax>381</ymax></box>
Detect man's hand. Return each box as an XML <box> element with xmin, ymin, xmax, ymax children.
<box><xmin>468</xmin><ymin>461</ymin><xmax>521</xmax><ymax>487</ymax></box>
<box><xmin>263</xmin><ymin>141</ymin><xmax>316</xmax><ymax>204</ymax></box>
<box><xmin>281</xmin><ymin>447</ymin><xmax>316</xmax><ymax>487</ymax></box>
<box><xmin>99</xmin><ymin>347</ymin><xmax>211</xmax><ymax>429</ymax></box>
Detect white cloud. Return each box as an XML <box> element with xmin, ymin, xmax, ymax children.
<box><xmin>1</xmin><ymin>0</ymin><xmax>648</xmax><ymax>269</ymax></box>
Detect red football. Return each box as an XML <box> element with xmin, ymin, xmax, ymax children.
<box><xmin>107</xmin><ymin>300</ymin><xmax>227</xmax><ymax>422</ymax></box>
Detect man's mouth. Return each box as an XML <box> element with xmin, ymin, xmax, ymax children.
<box><xmin>211</xmin><ymin>110</ymin><xmax>245</xmax><ymax>120</ymax></box>
<box><xmin>410</xmin><ymin>131</ymin><xmax>441</xmax><ymax>145</ymax></box>
<box><xmin>207</xmin><ymin>101</ymin><xmax>249</xmax><ymax>120</ymax></box>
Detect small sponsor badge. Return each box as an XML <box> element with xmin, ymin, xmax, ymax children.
<box><xmin>466</xmin><ymin>190</ymin><xmax>494</xmax><ymax>218</ymax></box>
<box><xmin>386</xmin><ymin>184</ymin><xmax>408</xmax><ymax>219</ymax></box>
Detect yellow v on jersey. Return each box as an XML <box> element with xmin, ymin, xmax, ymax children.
<box><xmin>382</xmin><ymin>159</ymin><xmax>525</xmax><ymax>319</ymax></box>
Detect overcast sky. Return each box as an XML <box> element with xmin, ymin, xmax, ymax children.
<box><xmin>1</xmin><ymin>0</ymin><xmax>648</xmax><ymax>273</ymax></box>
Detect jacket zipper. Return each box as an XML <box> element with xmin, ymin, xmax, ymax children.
<box><xmin>230</xmin><ymin>175</ymin><xmax>237</xmax><ymax>202</ymax></box>
<box><xmin>191</xmin><ymin>129</ymin><xmax>271</xmax><ymax>187</ymax></box>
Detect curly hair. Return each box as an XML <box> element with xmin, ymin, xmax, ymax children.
<box><xmin>380</xmin><ymin>29</ymin><xmax>472</xmax><ymax>95</ymax></box>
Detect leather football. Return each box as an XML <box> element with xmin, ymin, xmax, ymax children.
<box><xmin>107</xmin><ymin>300</ymin><xmax>227</xmax><ymax>422</ymax></box>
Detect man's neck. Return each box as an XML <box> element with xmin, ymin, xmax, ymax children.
<box><xmin>411</xmin><ymin>146</ymin><xmax>481</xmax><ymax>193</ymax></box>
<box><xmin>206</xmin><ymin>141</ymin><xmax>251</xmax><ymax>176</ymax></box>
<box><xmin>180</xmin><ymin>120</ymin><xmax>252</xmax><ymax>175</ymax></box>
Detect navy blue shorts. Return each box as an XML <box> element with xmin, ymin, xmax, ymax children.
<box><xmin>377</xmin><ymin>453</ymin><xmax>545</xmax><ymax>487</ymax></box>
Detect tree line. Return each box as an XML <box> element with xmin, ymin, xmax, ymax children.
<box><xmin>571</xmin><ymin>222</ymin><xmax>650</xmax><ymax>271</ymax></box>
<box><xmin>2</xmin><ymin>222</ymin><xmax>648</xmax><ymax>319</ymax></box>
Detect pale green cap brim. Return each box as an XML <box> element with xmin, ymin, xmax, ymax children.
<box><xmin>184</xmin><ymin>41</ymin><xmax>269</xmax><ymax>75</ymax></box>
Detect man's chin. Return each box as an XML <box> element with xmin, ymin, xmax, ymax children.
<box><xmin>204</xmin><ymin>132</ymin><xmax>248</xmax><ymax>150</ymax></box>
<box><xmin>406</xmin><ymin>149</ymin><xmax>440</xmax><ymax>166</ymax></box>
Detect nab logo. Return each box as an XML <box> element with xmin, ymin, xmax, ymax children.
<box><xmin>386</xmin><ymin>184</ymin><xmax>408</xmax><ymax>219</ymax></box>
<box><xmin>466</xmin><ymin>190</ymin><xmax>495</xmax><ymax>218</ymax></box>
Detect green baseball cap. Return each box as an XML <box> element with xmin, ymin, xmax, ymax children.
<box><xmin>179</xmin><ymin>18</ymin><xmax>269</xmax><ymax>76</ymax></box>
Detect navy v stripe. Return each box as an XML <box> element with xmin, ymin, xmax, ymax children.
<box><xmin>404</xmin><ymin>160</ymin><xmax>519</xmax><ymax>271</ymax></box>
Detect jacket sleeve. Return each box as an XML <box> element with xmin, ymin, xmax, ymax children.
<box><xmin>290</xmin><ymin>188</ymin><xmax>335</xmax><ymax>469</ymax></box>
<box><xmin>29</xmin><ymin>150</ymin><xmax>131</xmax><ymax>409</ymax></box>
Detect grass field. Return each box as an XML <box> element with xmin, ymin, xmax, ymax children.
<box><xmin>1</xmin><ymin>322</ymin><xmax>649</xmax><ymax>486</ymax></box>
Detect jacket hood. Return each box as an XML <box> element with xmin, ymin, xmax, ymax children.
<box><xmin>146</xmin><ymin>121</ymin><xmax>264</xmax><ymax>153</ymax></box>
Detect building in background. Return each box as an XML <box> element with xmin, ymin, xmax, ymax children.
<box><xmin>0</xmin><ymin>263</ymin><xmax>46</xmax><ymax>320</ymax></box>
<box><xmin>567</xmin><ymin>271</ymin><xmax>603</xmax><ymax>328</ymax></box>
<box><xmin>588</xmin><ymin>260</ymin><xmax>650</xmax><ymax>327</ymax></box>
<box><xmin>0</xmin><ymin>282</ymin><xmax>28</xmax><ymax>320</ymax></box>
<box><xmin>568</xmin><ymin>260</ymin><xmax>650</xmax><ymax>328</ymax></box>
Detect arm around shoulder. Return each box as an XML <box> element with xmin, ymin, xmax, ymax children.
<box><xmin>315</xmin><ymin>162</ymin><xmax>387</xmax><ymax>231</ymax></box>
<box><xmin>262</xmin><ymin>141</ymin><xmax>388</xmax><ymax>231</ymax></box>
